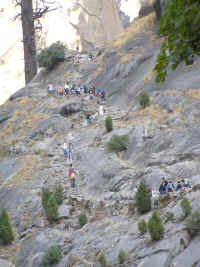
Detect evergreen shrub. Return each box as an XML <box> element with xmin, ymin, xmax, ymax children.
<box><xmin>54</xmin><ymin>184</ymin><xmax>64</xmax><ymax>205</ymax></box>
<box><xmin>37</xmin><ymin>41</ymin><xmax>65</xmax><ymax>70</ymax></box>
<box><xmin>98</xmin><ymin>252</ymin><xmax>107</xmax><ymax>267</ymax></box>
<box><xmin>138</xmin><ymin>219</ymin><xmax>147</xmax><ymax>235</ymax></box>
<box><xmin>78</xmin><ymin>213</ymin><xmax>88</xmax><ymax>227</ymax></box>
<box><xmin>45</xmin><ymin>195</ymin><xmax>58</xmax><ymax>223</ymax></box>
<box><xmin>118</xmin><ymin>249</ymin><xmax>126</xmax><ymax>264</ymax></box>
<box><xmin>107</xmin><ymin>135</ymin><xmax>129</xmax><ymax>152</ymax></box>
<box><xmin>42</xmin><ymin>188</ymin><xmax>52</xmax><ymax>210</ymax></box>
<box><xmin>139</xmin><ymin>92</ymin><xmax>150</xmax><ymax>108</ymax></box>
<box><xmin>180</xmin><ymin>198</ymin><xmax>192</xmax><ymax>218</ymax></box>
<box><xmin>185</xmin><ymin>210</ymin><xmax>200</xmax><ymax>238</ymax></box>
<box><xmin>135</xmin><ymin>181</ymin><xmax>151</xmax><ymax>213</ymax></box>
<box><xmin>42</xmin><ymin>245</ymin><xmax>61</xmax><ymax>266</ymax></box>
<box><xmin>148</xmin><ymin>211</ymin><xmax>164</xmax><ymax>241</ymax></box>
<box><xmin>0</xmin><ymin>208</ymin><xmax>14</xmax><ymax>245</ymax></box>
<box><xmin>105</xmin><ymin>116</ymin><xmax>113</xmax><ymax>132</ymax></box>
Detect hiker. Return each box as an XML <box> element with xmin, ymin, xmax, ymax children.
<box><xmin>99</xmin><ymin>105</ymin><xmax>104</xmax><ymax>116</ymax></box>
<box><xmin>47</xmin><ymin>84</ymin><xmax>54</xmax><ymax>94</ymax></box>
<box><xmin>159</xmin><ymin>182</ymin><xmax>166</xmax><ymax>195</ymax></box>
<box><xmin>182</xmin><ymin>179</ymin><xmax>191</xmax><ymax>188</ymax></box>
<box><xmin>76</xmin><ymin>87</ymin><xmax>81</xmax><ymax>96</ymax></box>
<box><xmin>167</xmin><ymin>181</ymin><xmax>174</xmax><ymax>192</ymax></box>
<box><xmin>62</xmin><ymin>143</ymin><xmax>68</xmax><ymax>158</ymax></box>
<box><xmin>97</xmin><ymin>88</ymin><xmax>102</xmax><ymax>96</ymax></box>
<box><xmin>68</xmin><ymin>142</ymin><xmax>74</xmax><ymax>164</ymax></box>
<box><xmin>76</xmin><ymin>45</ymin><xmax>79</xmax><ymax>52</ymax></box>
<box><xmin>147</xmin><ymin>186</ymin><xmax>152</xmax><ymax>197</ymax></box>
<box><xmin>176</xmin><ymin>181</ymin><xmax>182</xmax><ymax>191</ymax></box>
<box><xmin>88</xmin><ymin>54</ymin><xmax>93</xmax><ymax>62</ymax></box>
<box><xmin>58</xmin><ymin>87</ymin><xmax>64</xmax><ymax>95</ymax></box>
<box><xmin>101</xmin><ymin>90</ymin><xmax>105</xmax><ymax>100</ymax></box>
<box><xmin>69</xmin><ymin>164</ymin><xmax>76</xmax><ymax>188</ymax></box>
<box><xmin>87</xmin><ymin>114</ymin><xmax>93</xmax><ymax>123</ymax></box>
<box><xmin>83</xmin><ymin>85</ymin><xmax>88</xmax><ymax>94</ymax></box>
<box><xmin>64</xmin><ymin>83</ymin><xmax>69</xmax><ymax>95</ymax></box>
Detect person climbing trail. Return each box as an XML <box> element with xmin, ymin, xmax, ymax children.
<box><xmin>62</xmin><ymin>142</ymin><xmax>68</xmax><ymax>158</ymax></box>
<box><xmin>68</xmin><ymin>142</ymin><xmax>74</xmax><ymax>164</ymax></box>
<box><xmin>69</xmin><ymin>164</ymin><xmax>76</xmax><ymax>188</ymax></box>
<box><xmin>98</xmin><ymin>105</ymin><xmax>104</xmax><ymax>116</ymax></box>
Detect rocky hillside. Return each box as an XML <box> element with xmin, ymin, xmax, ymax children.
<box><xmin>1</xmin><ymin>11</ymin><xmax>200</xmax><ymax>267</ymax></box>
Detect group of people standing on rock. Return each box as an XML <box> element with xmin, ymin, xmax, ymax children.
<box><xmin>159</xmin><ymin>177</ymin><xmax>191</xmax><ymax>195</ymax></box>
<box><xmin>48</xmin><ymin>83</ymin><xmax>106</xmax><ymax>101</ymax></box>
<box><xmin>62</xmin><ymin>141</ymin><xmax>76</xmax><ymax>188</ymax></box>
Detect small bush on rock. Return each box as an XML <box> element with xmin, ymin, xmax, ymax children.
<box><xmin>118</xmin><ymin>249</ymin><xmax>126</xmax><ymax>264</ymax></box>
<box><xmin>185</xmin><ymin>210</ymin><xmax>200</xmax><ymax>238</ymax></box>
<box><xmin>136</xmin><ymin>181</ymin><xmax>151</xmax><ymax>214</ymax></box>
<box><xmin>128</xmin><ymin>202</ymin><xmax>135</xmax><ymax>214</ymax></box>
<box><xmin>42</xmin><ymin>245</ymin><xmax>61</xmax><ymax>266</ymax></box>
<box><xmin>139</xmin><ymin>92</ymin><xmax>150</xmax><ymax>108</ymax></box>
<box><xmin>105</xmin><ymin>116</ymin><xmax>113</xmax><ymax>132</ymax></box>
<box><xmin>98</xmin><ymin>252</ymin><xmax>107</xmax><ymax>267</ymax></box>
<box><xmin>148</xmin><ymin>211</ymin><xmax>164</xmax><ymax>241</ymax></box>
<box><xmin>42</xmin><ymin>188</ymin><xmax>52</xmax><ymax>210</ymax></box>
<box><xmin>45</xmin><ymin>195</ymin><xmax>58</xmax><ymax>223</ymax></box>
<box><xmin>181</xmin><ymin>198</ymin><xmax>192</xmax><ymax>219</ymax></box>
<box><xmin>37</xmin><ymin>41</ymin><xmax>65</xmax><ymax>70</ymax></box>
<box><xmin>0</xmin><ymin>208</ymin><xmax>14</xmax><ymax>245</ymax></box>
<box><xmin>107</xmin><ymin>135</ymin><xmax>129</xmax><ymax>152</ymax></box>
<box><xmin>138</xmin><ymin>219</ymin><xmax>147</xmax><ymax>235</ymax></box>
<box><xmin>54</xmin><ymin>184</ymin><xmax>64</xmax><ymax>205</ymax></box>
<box><xmin>164</xmin><ymin>211</ymin><xmax>174</xmax><ymax>223</ymax></box>
<box><xmin>78</xmin><ymin>213</ymin><xmax>88</xmax><ymax>227</ymax></box>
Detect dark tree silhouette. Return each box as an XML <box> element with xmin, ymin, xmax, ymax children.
<box><xmin>15</xmin><ymin>0</ymin><xmax>57</xmax><ymax>84</ymax></box>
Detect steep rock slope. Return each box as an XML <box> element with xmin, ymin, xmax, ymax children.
<box><xmin>0</xmin><ymin>11</ymin><xmax>200</xmax><ymax>267</ymax></box>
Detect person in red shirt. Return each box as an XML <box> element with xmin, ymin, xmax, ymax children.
<box><xmin>69</xmin><ymin>165</ymin><xmax>75</xmax><ymax>188</ymax></box>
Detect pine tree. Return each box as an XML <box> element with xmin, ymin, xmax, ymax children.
<box><xmin>135</xmin><ymin>181</ymin><xmax>151</xmax><ymax>213</ymax></box>
<box><xmin>42</xmin><ymin>188</ymin><xmax>52</xmax><ymax>209</ymax></box>
<box><xmin>148</xmin><ymin>211</ymin><xmax>164</xmax><ymax>241</ymax></box>
<box><xmin>54</xmin><ymin>184</ymin><xmax>64</xmax><ymax>205</ymax></box>
<box><xmin>45</xmin><ymin>195</ymin><xmax>58</xmax><ymax>223</ymax></box>
<box><xmin>0</xmin><ymin>208</ymin><xmax>14</xmax><ymax>245</ymax></box>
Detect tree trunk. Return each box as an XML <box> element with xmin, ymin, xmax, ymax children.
<box><xmin>21</xmin><ymin>0</ymin><xmax>37</xmax><ymax>84</ymax></box>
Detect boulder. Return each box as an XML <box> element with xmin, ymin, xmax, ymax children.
<box><xmin>57</xmin><ymin>101</ymin><xmax>83</xmax><ymax>117</ymax></box>
<box><xmin>58</xmin><ymin>204</ymin><xmax>70</xmax><ymax>219</ymax></box>
<box><xmin>0</xmin><ymin>259</ymin><xmax>15</xmax><ymax>267</ymax></box>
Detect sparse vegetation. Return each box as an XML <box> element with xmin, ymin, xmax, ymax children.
<box><xmin>0</xmin><ymin>208</ymin><xmax>14</xmax><ymax>245</ymax></box>
<box><xmin>185</xmin><ymin>210</ymin><xmax>200</xmax><ymax>238</ymax></box>
<box><xmin>164</xmin><ymin>211</ymin><xmax>174</xmax><ymax>223</ymax></box>
<box><xmin>118</xmin><ymin>249</ymin><xmax>126</xmax><ymax>264</ymax></box>
<box><xmin>139</xmin><ymin>92</ymin><xmax>150</xmax><ymax>108</ymax></box>
<box><xmin>45</xmin><ymin>195</ymin><xmax>58</xmax><ymax>223</ymax></box>
<box><xmin>42</xmin><ymin>245</ymin><xmax>62</xmax><ymax>266</ymax></box>
<box><xmin>181</xmin><ymin>198</ymin><xmax>192</xmax><ymax>219</ymax></box>
<box><xmin>148</xmin><ymin>211</ymin><xmax>164</xmax><ymax>241</ymax></box>
<box><xmin>138</xmin><ymin>219</ymin><xmax>147</xmax><ymax>235</ymax></box>
<box><xmin>106</xmin><ymin>135</ymin><xmax>129</xmax><ymax>152</ymax></box>
<box><xmin>54</xmin><ymin>185</ymin><xmax>64</xmax><ymax>205</ymax></box>
<box><xmin>42</xmin><ymin>188</ymin><xmax>52</xmax><ymax>210</ymax></box>
<box><xmin>98</xmin><ymin>252</ymin><xmax>107</xmax><ymax>267</ymax></box>
<box><xmin>78</xmin><ymin>213</ymin><xmax>88</xmax><ymax>227</ymax></box>
<box><xmin>136</xmin><ymin>181</ymin><xmax>151</xmax><ymax>214</ymax></box>
<box><xmin>105</xmin><ymin>116</ymin><xmax>113</xmax><ymax>132</ymax></box>
<box><xmin>128</xmin><ymin>202</ymin><xmax>135</xmax><ymax>214</ymax></box>
<box><xmin>37</xmin><ymin>41</ymin><xmax>65</xmax><ymax>70</ymax></box>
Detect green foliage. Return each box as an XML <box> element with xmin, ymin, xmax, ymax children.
<box><xmin>78</xmin><ymin>213</ymin><xmax>88</xmax><ymax>227</ymax></box>
<box><xmin>0</xmin><ymin>208</ymin><xmax>14</xmax><ymax>245</ymax></box>
<box><xmin>45</xmin><ymin>195</ymin><xmax>58</xmax><ymax>223</ymax></box>
<box><xmin>37</xmin><ymin>41</ymin><xmax>65</xmax><ymax>70</ymax></box>
<box><xmin>138</xmin><ymin>219</ymin><xmax>147</xmax><ymax>235</ymax></box>
<box><xmin>180</xmin><ymin>198</ymin><xmax>192</xmax><ymax>218</ymax></box>
<box><xmin>148</xmin><ymin>211</ymin><xmax>164</xmax><ymax>241</ymax></box>
<box><xmin>98</xmin><ymin>252</ymin><xmax>107</xmax><ymax>267</ymax></box>
<box><xmin>139</xmin><ymin>92</ymin><xmax>150</xmax><ymax>108</ymax></box>
<box><xmin>185</xmin><ymin>210</ymin><xmax>200</xmax><ymax>238</ymax></box>
<box><xmin>54</xmin><ymin>184</ymin><xmax>64</xmax><ymax>205</ymax></box>
<box><xmin>42</xmin><ymin>245</ymin><xmax>61</xmax><ymax>266</ymax></box>
<box><xmin>106</xmin><ymin>135</ymin><xmax>129</xmax><ymax>152</ymax></box>
<box><xmin>135</xmin><ymin>181</ymin><xmax>151</xmax><ymax>214</ymax></box>
<box><xmin>118</xmin><ymin>249</ymin><xmax>126</xmax><ymax>264</ymax></box>
<box><xmin>153</xmin><ymin>0</ymin><xmax>200</xmax><ymax>83</ymax></box>
<box><xmin>42</xmin><ymin>188</ymin><xmax>52</xmax><ymax>210</ymax></box>
<box><xmin>105</xmin><ymin>116</ymin><xmax>113</xmax><ymax>132</ymax></box>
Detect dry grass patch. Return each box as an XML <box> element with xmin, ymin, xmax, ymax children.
<box><xmin>3</xmin><ymin>155</ymin><xmax>39</xmax><ymax>187</ymax></box>
<box><xmin>111</xmin><ymin>13</ymin><xmax>156</xmax><ymax>49</ymax></box>
<box><xmin>0</xmin><ymin>243</ymin><xmax>20</xmax><ymax>264</ymax></box>
<box><xmin>182</xmin><ymin>89</ymin><xmax>200</xmax><ymax>103</ymax></box>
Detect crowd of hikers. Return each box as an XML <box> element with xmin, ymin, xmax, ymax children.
<box><xmin>48</xmin><ymin>83</ymin><xmax>106</xmax><ymax>101</ymax></box>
